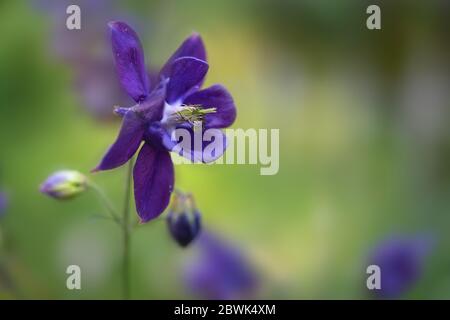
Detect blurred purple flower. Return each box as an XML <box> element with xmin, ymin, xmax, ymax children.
<box><xmin>183</xmin><ymin>232</ymin><xmax>257</xmax><ymax>299</ymax></box>
<box><xmin>167</xmin><ymin>192</ymin><xmax>201</xmax><ymax>248</ymax></box>
<box><xmin>75</xmin><ymin>57</ymin><xmax>132</xmax><ymax>119</ymax></box>
<box><xmin>36</xmin><ymin>0</ymin><xmax>110</xmax><ymax>61</ymax></box>
<box><xmin>94</xmin><ymin>21</ymin><xmax>236</xmax><ymax>222</ymax></box>
<box><xmin>0</xmin><ymin>191</ymin><xmax>8</xmax><ymax>218</ymax></box>
<box><xmin>33</xmin><ymin>0</ymin><xmax>133</xmax><ymax>119</ymax></box>
<box><xmin>368</xmin><ymin>235</ymin><xmax>433</xmax><ymax>299</ymax></box>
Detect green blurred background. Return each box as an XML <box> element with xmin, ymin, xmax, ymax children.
<box><xmin>0</xmin><ymin>0</ymin><xmax>449</xmax><ymax>299</ymax></box>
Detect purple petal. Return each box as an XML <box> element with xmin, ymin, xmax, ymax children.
<box><xmin>145</xmin><ymin>122</ymin><xmax>177</xmax><ymax>152</ymax></box>
<box><xmin>93</xmin><ymin>111</ymin><xmax>144</xmax><ymax>171</ymax></box>
<box><xmin>184</xmin><ymin>84</ymin><xmax>237</xmax><ymax>128</ymax></box>
<box><xmin>109</xmin><ymin>21</ymin><xmax>150</xmax><ymax>102</ymax></box>
<box><xmin>133</xmin><ymin>143</ymin><xmax>174</xmax><ymax>222</ymax></box>
<box><xmin>76</xmin><ymin>57</ymin><xmax>133</xmax><ymax>120</ymax></box>
<box><xmin>166</xmin><ymin>57</ymin><xmax>209</xmax><ymax>104</ymax></box>
<box><xmin>173</xmin><ymin>127</ymin><xmax>227</xmax><ymax>163</ymax></box>
<box><xmin>132</xmin><ymin>80</ymin><xmax>167</xmax><ymax>122</ymax></box>
<box><xmin>159</xmin><ymin>33</ymin><xmax>207</xmax><ymax>79</ymax></box>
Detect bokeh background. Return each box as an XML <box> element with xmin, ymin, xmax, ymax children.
<box><xmin>0</xmin><ymin>0</ymin><xmax>449</xmax><ymax>299</ymax></box>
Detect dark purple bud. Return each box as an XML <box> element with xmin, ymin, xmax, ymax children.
<box><xmin>167</xmin><ymin>192</ymin><xmax>202</xmax><ymax>248</ymax></box>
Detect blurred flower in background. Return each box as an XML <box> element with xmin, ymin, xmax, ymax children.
<box><xmin>33</xmin><ymin>0</ymin><xmax>135</xmax><ymax>120</ymax></box>
<box><xmin>183</xmin><ymin>231</ymin><xmax>258</xmax><ymax>299</ymax></box>
<box><xmin>0</xmin><ymin>189</ymin><xmax>18</xmax><ymax>299</ymax></box>
<box><xmin>367</xmin><ymin>235</ymin><xmax>434</xmax><ymax>299</ymax></box>
<box><xmin>0</xmin><ymin>191</ymin><xmax>8</xmax><ymax>250</ymax></box>
<box><xmin>0</xmin><ymin>191</ymin><xmax>8</xmax><ymax>219</ymax></box>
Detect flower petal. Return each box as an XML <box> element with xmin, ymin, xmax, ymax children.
<box><xmin>166</xmin><ymin>57</ymin><xmax>209</xmax><ymax>104</ymax></box>
<box><xmin>159</xmin><ymin>33</ymin><xmax>207</xmax><ymax>79</ymax></box>
<box><xmin>173</xmin><ymin>127</ymin><xmax>228</xmax><ymax>163</ymax></box>
<box><xmin>133</xmin><ymin>143</ymin><xmax>174</xmax><ymax>222</ymax></box>
<box><xmin>145</xmin><ymin>122</ymin><xmax>178</xmax><ymax>152</ymax></box>
<box><xmin>184</xmin><ymin>84</ymin><xmax>237</xmax><ymax>128</ymax></box>
<box><xmin>93</xmin><ymin>111</ymin><xmax>144</xmax><ymax>171</ymax></box>
<box><xmin>109</xmin><ymin>21</ymin><xmax>150</xmax><ymax>102</ymax></box>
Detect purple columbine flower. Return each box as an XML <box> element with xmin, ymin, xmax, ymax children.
<box><xmin>94</xmin><ymin>22</ymin><xmax>237</xmax><ymax>222</ymax></box>
<box><xmin>368</xmin><ymin>235</ymin><xmax>433</xmax><ymax>299</ymax></box>
<box><xmin>167</xmin><ymin>191</ymin><xmax>201</xmax><ymax>248</ymax></box>
<box><xmin>183</xmin><ymin>232</ymin><xmax>257</xmax><ymax>299</ymax></box>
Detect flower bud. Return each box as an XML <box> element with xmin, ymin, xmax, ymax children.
<box><xmin>167</xmin><ymin>192</ymin><xmax>201</xmax><ymax>248</ymax></box>
<box><xmin>40</xmin><ymin>170</ymin><xmax>88</xmax><ymax>200</ymax></box>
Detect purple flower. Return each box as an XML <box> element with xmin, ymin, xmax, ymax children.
<box><xmin>94</xmin><ymin>22</ymin><xmax>237</xmax><ymax>222</ymax></box>
<box><xmin>167</xmin><ymin>192</ymin><xmax>201</xmax><ymax>248</ymax></box>
<box><xmin>0</xmin><ymin>191</ymin><xmax>8</xmax><ymax>218</ymax></box>
<box><xmin>183</xmin><ymin>232</ymin><xmax>257</xmax><ymax>299</ymax></box>
<box><xmin>74</xmin><ymin>56</ymin><xmax>133</xmax><ymax>120</ymax></box>
<box><xmin>368</xmin><ymin>235</ymin><xmax>433</xmax><ymax>299</ymax></box>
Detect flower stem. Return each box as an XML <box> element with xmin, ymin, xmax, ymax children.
<box><xmin>89</xmin><ymin>182</ymin><xmax>121</xmax><ymax>224</ymax></box>
<box><xmin>122</xmin><ymin>158</ymin><xmax>134</xmax><ymax>300</ymax></box>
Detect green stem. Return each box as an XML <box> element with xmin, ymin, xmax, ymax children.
<box><xmin>89</xmin><ymin>182</ymin><xmax>121</xmax><ymax>224</ymax></box>
<box><xmin>122</xmin><ymin>159</ymin><xmax>134</xmax><ymax>300</ymax></box>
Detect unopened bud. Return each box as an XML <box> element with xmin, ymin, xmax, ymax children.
<box><xmin>167</xmin><ymin>192</ymin><xmax>202</xmax><ymax>248</ymax></box>
<box><xmin>40</xmin><ymin>170</ymin><xmax>88</xmax><ymax>200</ymax></box>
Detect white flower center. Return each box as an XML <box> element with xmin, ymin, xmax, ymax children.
<box><xmin>160</xmin><ymin>100</ymin><xmax>217</xmax><ymax>132</ymax></box>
